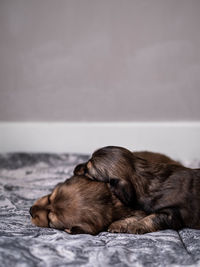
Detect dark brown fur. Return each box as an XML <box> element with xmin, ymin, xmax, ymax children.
<box><xmin>30</xmin><ymin>175</ymin><xmax>146</xmax><ymax>235</ymax></box>
<box><xmin>74</xmin><ymin>146</ymin><xmax>200</xmax><ymax>234</ymax></box>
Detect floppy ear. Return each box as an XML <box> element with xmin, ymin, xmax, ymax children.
<box><xmin>110</xmin><ymin>178</ymin><xmax>136</xmax><ymax>207</ymax></box>
<box><xmin>73</xmin><ymin>163</ymin><xmax>86</xmax><ymax>175</ymax></box>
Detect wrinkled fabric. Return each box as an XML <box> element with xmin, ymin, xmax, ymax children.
<box><xmin>0</xmin><ymin>153</ymin><xmax>200</xmax><ymax>267</ymax></box>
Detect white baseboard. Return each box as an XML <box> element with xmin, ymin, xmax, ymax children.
<box><xmin>0</xmin><ymin>122</ymin><xmax>200</xmax><ymax>160</ymax></box>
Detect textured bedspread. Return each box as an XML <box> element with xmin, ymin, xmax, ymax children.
<box><xmin>0</xmin><ymin>153</ymin><xmax>200</xmax><ymax>267</ymax></box>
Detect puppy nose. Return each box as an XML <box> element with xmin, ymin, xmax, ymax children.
<box><xmin>29</xmin><ymin>206</ymin><xmax>33</xmax><ymax>217</ymax></box>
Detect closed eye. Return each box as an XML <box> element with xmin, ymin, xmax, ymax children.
<box><xmin>48</xmin><ymin>195</ymin><xmax>51</xmax><ymax>205</ymax></box>
<box><xmin>85</xmin><ymin>160</ymin><xmax>93</xmax><ymax>174</ymax></box>
<box><xmin>85</xmin><ymin>170</ymin><xmax>95</xmax><ymax>180</ymax></box>
<box><xmin>47</xmin><ymin>211</ymin><xmax>51</xmax><ymax>227</ymax></box>
<box><xmin>84</xmin><ymin>166</ymin><xmax>88</xmax><ymax>174</ymax></box>
<box><xmin>47</xmin><ymin>196</ymin><xmax>52</xmax><ymax>227</ymax></box>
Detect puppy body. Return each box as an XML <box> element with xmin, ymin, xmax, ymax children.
<box><xmin>30</xmin><ymin>175</ymin><xmax>146</xmax><ymax>235</ymax></box>
<box><xmin>74</xmin><ymin>146</ymin><xmax>200</xmax><ymax>234</ymax></box>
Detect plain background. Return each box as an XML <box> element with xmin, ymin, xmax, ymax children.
<box><xmin>0</xmin><ymin>0</ymin><xmax>200</xmax><ymax>122</ymax></box>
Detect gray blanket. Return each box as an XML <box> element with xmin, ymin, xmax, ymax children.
<box><xmin>0</xmin><ymin>153</ymin><xmax>200</xmax><ymax>267</ymax></box>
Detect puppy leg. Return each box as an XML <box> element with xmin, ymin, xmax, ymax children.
<box><xmin>65</xmin><ymin>224</ymin><xmax>97</xmax><ymax>235</ymax></box>
<box><xmin>65</xmin><ymin>226</ymin><xmax>87</xmax><ymax>235</ymax></box>
<box><xmin>109</xmin><ymin>208</ymin><xmax>183</xmax><ymax>234</ymax></box>
<box><xmin>108</xmin><ymin>210</ymin><xmax>147</xmax><ymax>233</ymax></box>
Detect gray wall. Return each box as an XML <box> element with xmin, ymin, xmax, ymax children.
<box><xmin>0</xmin><ymin>0</ymin><xmax>200</xmax><ymax>122</ymax></box>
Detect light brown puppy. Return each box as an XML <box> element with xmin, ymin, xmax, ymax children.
<box><xmin>30</xmin><ymin>175</ymin><xmax>146</xmax><ymax>235</ymax></box>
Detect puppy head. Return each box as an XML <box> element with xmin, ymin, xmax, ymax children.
<box><xmin>74</xmin><ymin>146</ymin><xmax>134</xmax><ymax>182</ymax></box>
<box><xmin>30</xmin><ymin>175</ymin><xmax>118</xmax><ymax>235</ymax></box>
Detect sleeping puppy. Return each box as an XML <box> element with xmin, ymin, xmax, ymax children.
<box><xmin>30</xmin><ymin>175</ymin><xmax>146</xmax><ymax>235</ymax></box>
<box><xmin>74</xmin><ymin>146</ymin><xmax>200</xmax><ymax>234</ymax></box>
<box><xmin>74</xmin><ymin>147</ymin><xmax>181</xmax><ymax>206</ymax></box>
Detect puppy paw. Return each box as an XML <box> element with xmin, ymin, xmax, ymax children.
<box><xmin>108</xmin><ymin>221</ymin><xmax>147</xmax><ymax>234</ymax></box>
<box><xmin>64</xmin><ymin>228</ymin><xmax>72</xmax><ymax>234</ymax></box>
<box><xmin>126</xmin><ymin>224</ymin><xmax>147</xmax><ymax>234</ymax></box>
<box><xmin>108</xmin><ymin>220</ymin><xmax>129</xmax><ymax>233</ymax></box>
<box><xmin>65</xmin><ymin>226</ymin><xmax>86</xmax><ymax>235</ymax></box>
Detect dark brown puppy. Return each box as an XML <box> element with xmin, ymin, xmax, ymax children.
<box><xmin>30</xmin><ymin>175</ymin><xmax>146</xmax><ymax>235</ymax></box>
<box><xmin>74</xmin><ymin>146</ymin><xmax>200</xmax><ymax>234</ymax></box>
